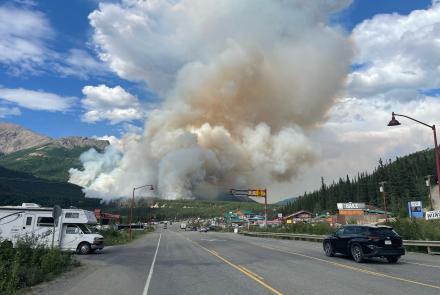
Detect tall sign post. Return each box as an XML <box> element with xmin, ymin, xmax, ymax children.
<box><xmin>230</xmin><ymin>188</ymin><xmax>268</xmax><ymax>226</ymax></box>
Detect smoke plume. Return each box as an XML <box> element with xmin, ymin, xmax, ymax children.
<box><xmin>69</xmin><ymin>0</ymin><xmax>353</xmax><ymax>200</ymax></box>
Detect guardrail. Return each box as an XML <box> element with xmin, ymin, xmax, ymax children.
<box><xmin>240</xmin><ymin>231</ymin><xmax>440</xmax><ymax>255</ymax></box>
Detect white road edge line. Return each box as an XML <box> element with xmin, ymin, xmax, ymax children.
<box><xmin>142</xmin><ymin>233</ymin><xmax>162</xmax><ymax>295</ymax></box>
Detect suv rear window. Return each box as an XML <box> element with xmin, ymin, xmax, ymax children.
<box><xmin>368</xmin><ymin>228</ymin><xmax>398</xmax><ymax>236</ymax></box>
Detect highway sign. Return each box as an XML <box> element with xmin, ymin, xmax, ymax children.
<box><xmin>247</xmin><ymin>189</ymin><xmax>267</xmax><ymax>197</ymax></box>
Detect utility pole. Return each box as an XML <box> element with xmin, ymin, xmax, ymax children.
<box><xmin>426</xmin><ymin>175</ymin><xmax>434</xmax><ymax>211</ymax></box>
<box><xmin>379</xmin><ymin>181</ymin><xmax>387</xmax><ymax>222</ymax></box>
<box><xmin>129</xmin><ymin>184</ymin><xmax>154</xmax><ymax>239</ymax></box>
<box><xmin>263</xmin><ymin>189</ymin><xmax>268</xmax><ymax>228</ymax></box>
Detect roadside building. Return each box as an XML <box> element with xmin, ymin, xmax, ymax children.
<box><xmin>284</xmin><ymin>210</ymin><xmax>313</xmax><ymax>224</ymax></box>
<box><xmin>223</xmin><ymin>212</ymin><xmax>244</xmax><ymax>225</ymax></box>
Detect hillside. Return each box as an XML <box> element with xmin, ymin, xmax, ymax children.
<box><xmin>0</xmin><ymin>123</ymin><xmax>109</xmax><ymax>182</ymax></box>
<box><xmin>0</xmin><ymin>165</ymin><xmax>101</xmax><ymax>208</ymax></box>
<box><xmin>102</xmin><ymin>199</ymin><xmax>281</xmax><ymax>221</ymax></box>
<box><xmin>282</xmin><ymin>148</ymin><xmax>437</xmax><ymax>217</ymax></box>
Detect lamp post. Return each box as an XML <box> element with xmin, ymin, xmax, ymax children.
<box><xmin>129</xmin><ymin>184</ymin><xmax>154</xmax><ymax>239</ymax></box>
<box><xmin>379</xmin><ymin>181</ymin><xmax>387</xmax><ymax>222</ymax></box>
<box><xmin>426</xmin><ymin>175</ymin><xmax>434</xmax><ymax>210</ymax></box>
<box><xmin>388</xmin><ymin>112</ymin><xmax>440</xmax><ymax>201</ymax></box>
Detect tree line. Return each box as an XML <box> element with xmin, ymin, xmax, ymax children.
<box><xmin>282</xmin><ymin>148</ymin><xmax>437</xmax><ymax>217</ymax></box>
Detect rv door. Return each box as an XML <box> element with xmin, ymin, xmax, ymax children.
<box><xmin>61</xmin><ymin>224</ymin><xmax>82</xmax><ymax>251</ymax></box>
<box><xmin>22</xmin><ymin>214</ymin><xmax>35</xmax><ymax>235</ymax></box>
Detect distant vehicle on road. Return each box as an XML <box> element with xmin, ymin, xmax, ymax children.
<box><xmin>180</xmin><ymin>223</ymin><xmax>187</xmax><ymax>229</ymax></box>
<box><xmin>0</xmin><ymin>203</ymin><xmax>104</xmax><ymax>254</ymax></box>
<box><xmin>163</xmin><ymin>223</ymin><xmax>168</xmax><ymax>229</ymax></box>
<box><xmin>323</xmin><ymin>224</ymin><xmax>405</xmax><ymax>263</ymax></box>
<box><xmin>198</xmin><ymin>227</ymin><xmax>208</xmax><ymax>232</ymax></box>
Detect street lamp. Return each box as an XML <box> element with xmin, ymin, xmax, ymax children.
<box><xmin>129</xmin><ymin>184</ymin><xmax>154</xmax><ymax>239</ymax></box>
<box><xmin>379</xmin><ymin>181</ymin><xmax>387</xmax><ymax>222</ymax></box>
<box><xmin>388</xmin><ymin>112</ymin><xmax>440</xmax><ymax>200</ymax></box>
<box><xmin>426</xmin><ymin>175</ymin><xmax>434</xmax><ymax>210</ymax></box>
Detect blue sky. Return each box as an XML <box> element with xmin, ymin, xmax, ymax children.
<box><xmin>0</xmin><ymin>0</ymin><xmax>434</xmax><ymax>138</ymax></box>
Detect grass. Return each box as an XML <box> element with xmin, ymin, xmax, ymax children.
<box><xmin>99</xmin><ymin>226</ymin><xmax>155</xmax><ymax>246</ymax></box>
<box><xmin>0</xmin><ymin>239</ymin><xmax>78</xmax><ymax>295</ymax></box>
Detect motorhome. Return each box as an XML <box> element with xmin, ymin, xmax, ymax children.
<box><xmin>0</xmin><ymin>203</ymin><xmax>104</xmax><ymax>254</ymax></box>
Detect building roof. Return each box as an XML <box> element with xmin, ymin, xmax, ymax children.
<box><xmin>284</xmin><ymin>210</ymin><xmax>312</xmax><ymax>219</ymax></box>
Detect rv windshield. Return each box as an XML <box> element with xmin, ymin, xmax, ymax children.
<box><xmin>77</xmin><ymin>224</ymin><xmax>92</xmax><ymax>234</ymax></box>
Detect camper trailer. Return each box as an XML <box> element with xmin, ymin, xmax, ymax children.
<box><xmin>0</xmin><ymin>203</ymin><xmax>104</xmax><ymax>254</ymax></box>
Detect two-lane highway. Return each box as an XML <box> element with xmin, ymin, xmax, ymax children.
<box><xmin>29</xmin><ymin>226</ymin><xmax>440</xmax><ymax>295</ymax></box>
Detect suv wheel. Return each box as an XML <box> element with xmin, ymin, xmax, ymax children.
<box><xmin>78</xmin><ymin>242</ymin><xmax>91</xmax><ymax>255</ymax></box>
<box><xmin>386</xmin><ymin>256</ymin><xmax>400</xmax><ymax>263</ymax></box>
<box><xmin>324</xmin><ymin>242</ymin><xmax>335</xmax><ymax>257</ymax></box>
<box><xmin>351</xmin><ymin>244</ymin><xmax>364</xmax><ymax>263</ymax></box>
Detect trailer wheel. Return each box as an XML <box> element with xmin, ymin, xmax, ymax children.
<box><xmin>78</xmin><ymin>242</ymin><xmax>91</xmax><ymax>255</ymax></box>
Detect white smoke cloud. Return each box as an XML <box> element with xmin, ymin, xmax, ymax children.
<box><xmin>70</xmin><ymin>0</ymin><xmax>353</xmax><ymax>200</ymax></box>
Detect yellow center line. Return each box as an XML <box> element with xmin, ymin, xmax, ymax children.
<box><xmin>257</xmin><ymin>244</ymin><xmax>440</xmax><ymax>290</ymax></box>
<box><xmin>238</xmin><ymin>264</ymin><xmax>265</xmax><ymax>280</ymax></box>
<box><xmin>179</xmin><ymin>233</ymin><xmax>283</xmax><ymax>295</ymax></box>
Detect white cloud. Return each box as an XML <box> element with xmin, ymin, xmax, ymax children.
<box><xmin>0</xmin><ymin>106</ymin><xmax>21</xmax><ymax>118</ymax></box>
<box><xmin>0</xmin><ymin>88</ymin><xmax>75</xmax><ymax>112</ymax></box>
<box><xmin>0</xmin><ymin>5</ymin><xmax>108</xmax><ymax>78</ymax></box>
<box><xmin>55</xmin><ymin>48</ymin><xmax>109</xmax><ymax>79</ymax></box>
<box><xmin>348</xmin><ymin>1</ymin><xmax>440</xmax><ymax>101</ymax></box>
<box><xmin>0</xmin><ymin>4</ymin><xmax>53</xmax><ymax>74</ymax></box>
<box><xmin>81</xmin><ymin>84</ymin><xmax>144</xmax><ymax>124</ymax></box>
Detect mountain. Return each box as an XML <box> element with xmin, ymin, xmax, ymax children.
<box><xmin>281</xmin><ymin>148</ymin><xmax>437</xmax><ymax>217</ymax></box>
<box><xmin>0</xmin><ymin>165</ymin><xmax>100</xmax><ymax>208</ymax></box>
<box><xmin>0</xmin><ymin>122</ymin><xmax>51</xmax><ymax>154</ymax></box>
<box><xmin>0</xmin><ymin>123</ymin><xmax>109</xmax><ymax>182</ymax></box>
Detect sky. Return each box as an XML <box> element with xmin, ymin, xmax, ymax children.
<box><xmin>1</xmin><ymin>0</ymin><xmax>440</xmax><ymax>201</ymax></box>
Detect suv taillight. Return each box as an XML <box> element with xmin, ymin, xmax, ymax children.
<box><xmin>368</xmin><ymin>236</ymin><xmax>380</xmax><ymax>241</ymax></box>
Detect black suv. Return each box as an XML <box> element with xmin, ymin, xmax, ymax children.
<box><xmin>323</xmin><ymin>225</ymin><xmax>405</xmax><ymax>263</ymax></box>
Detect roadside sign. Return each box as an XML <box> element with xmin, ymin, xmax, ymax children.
<box><xmin>337</xmin><ymin>202</ymin><xmax>366</xmax><ymax>210</ymax></box>
<box><xmin>408</xmin><ymin>201</ymin><xmax>423</xmax><ymax>219</ymax></box>
<box><xmin>425</xmin><ymin>210</ymin><xmax>440</xmax><ymax>220</ymax></box>
<box><xmin>247</xmin><ymin>189</ymin><xmax>267</xmax><ymax>197</ymax></box>
<box><xmin>277</xmin><ymin>213</ymin><xmax>283</xmax><ymax>218</ymax></box>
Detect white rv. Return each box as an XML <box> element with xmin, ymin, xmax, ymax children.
<box><xmin>0</xmin><ymin>203</ymin><xmax>104</xmax><ymax>254</ymax></box>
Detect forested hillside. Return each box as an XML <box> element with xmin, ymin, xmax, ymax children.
<box><xmin>0</xmin><ymin>166</ymin><xmax>101</xmax><ymax>208</ymax></box>
<box><xmin>282</xmin><ymin>148</ymin><xmax>437</xmax><ymax>217</ymax></box>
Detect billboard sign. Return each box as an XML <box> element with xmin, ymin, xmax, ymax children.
<box><xmin>425</xmin><ymin>210</ymin><xmax>440</xmax><ymax>220</ymax></box>
<box><xmin>337</xmin><ymin>203</ymin><xmax>366</xmax><ymax>210</ymax></box>
<box><xmin>408</xmin><ymin>201</ymin><xmax>423</xmax><ymax>219</ymax></box>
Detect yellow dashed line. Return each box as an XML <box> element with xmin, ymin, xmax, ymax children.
<box><xmin>179</xmin><ymin>233</ymin><xmax>283</xmax><ymax>295</ymax></box>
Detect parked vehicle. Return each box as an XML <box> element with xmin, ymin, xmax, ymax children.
<box><xmin>180</xmin><ymin>223</ymin><xmax>187</xmax><ymax>230</ymax></box>
<box><xmin>198</xmin><ymin>227</ymin><xmax>209</xmax><ymax>232</ymax></box>
<box><xmin>0</xmin><ymin>203</ymin><xmax>104</xmax><ymax>254</ymax></box>
<box><xmin>323</xmin><ymin>224</ymin><xmax>405</xmax><ymax>263</ymax></box>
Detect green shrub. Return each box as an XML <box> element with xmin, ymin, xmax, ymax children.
<box><xmin>0</xmin><ymin>240</ymin><xmax>77</xmax><ymax>294</ymax></box>
<box><xmin>99</xmin><ymin>227</ymin><xmax>154</xmax><ymax>246</ymax></box>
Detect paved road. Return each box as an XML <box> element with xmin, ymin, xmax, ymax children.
<box><xmin>29</xmin><ymin>226</ymin><xmax>440</xmax><ymax>295</ymax></box>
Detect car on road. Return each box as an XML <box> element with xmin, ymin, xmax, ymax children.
<box><xmin>198</xmin><ymin>227</ymin><xmax>209</xmax><ymax>232</ymax></box>
<box><xmin>323</xmin><ymin>224</ymin><xmax>405</xmax><ymax>263</ymax></box>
